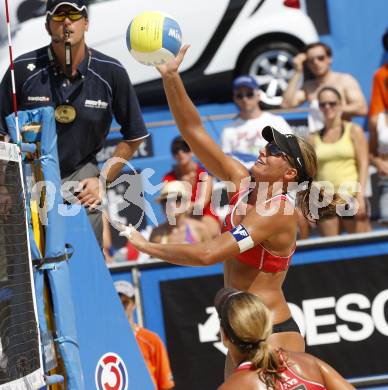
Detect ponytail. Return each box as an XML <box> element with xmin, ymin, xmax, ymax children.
<box><xmin>250</xmin><ymin>341</ymin><xmax>283</xmax><ymax>389</ymax></box>
<box><xmin>295</xmin><ymin>137</ymin><xmax>347</xmax><ymax>220</ymax></box>
<box><xmin>298</xmin><ymin>181</ymin><xmax>346</xmax><ymax>220</ymax></box>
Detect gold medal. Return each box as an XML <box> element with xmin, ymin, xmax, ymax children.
<box><xmin>55</xmin><ymin>104</ymin><xmax>76</xmax><ymax>124</ymax></box>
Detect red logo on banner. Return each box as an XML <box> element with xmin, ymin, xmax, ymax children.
<box><xmin>95</xmin><ymin>353</ymin><xmax>128</xmax><ymax>390</ymax></box>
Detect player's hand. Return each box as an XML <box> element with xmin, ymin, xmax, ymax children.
<box><xmin>77</xmin><ymin>177</ymin><xmax>104</xmax><ymax>209</ymax></box>
<box><xmin>156</xmin><ymin>44</ymin><xmax>190</xmax><ymax>76</ymax></box>
<box><xmin>119</xmin><ymin>224</ymin><xmax>148</xmax><ymax>250</ymax></box>
<box><xmin>293</xmin><ymin>53</ymin><xmax>307</xmax><ymax>72</ymax></box>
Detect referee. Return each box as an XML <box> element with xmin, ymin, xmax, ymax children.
<box><xmin>0</xmin><ymin>0</ymin><xmax>149</xmax><ymax>245</ymax></box>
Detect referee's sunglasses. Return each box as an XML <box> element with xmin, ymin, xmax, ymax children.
<box><xmin>50</xmin><ymin>10</ymin><xmax>86</xmax><ymax>22</ymax></box>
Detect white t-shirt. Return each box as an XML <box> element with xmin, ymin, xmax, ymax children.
<box><xmin>221</xmin><ymin>112</ymin><xmax>293</xmax><ymax>156</ymax></box>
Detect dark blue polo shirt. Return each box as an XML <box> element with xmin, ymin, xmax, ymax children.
<box><xmin>0</xmin><ymin>45</ymin><xmax>148</xmax><ymax>177</ymax></box>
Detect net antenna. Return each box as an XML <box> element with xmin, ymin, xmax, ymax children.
<box><xmin>4</xmin><ymin>0</ymin><xmax>21</xmax><ymax>145</ymax></box>
<box><xmin>1</xmin><ymin>1</ymin><xmax>46</xmax><ymax>387</ymax></box>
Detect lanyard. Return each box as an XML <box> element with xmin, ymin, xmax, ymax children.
<box><xmin>47</xmin><ymin>45</ymin><xmax>91</xmax><ymax>106</ymax></box>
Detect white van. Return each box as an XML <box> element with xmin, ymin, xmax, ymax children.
<box><xmin>0</xmin><ymin>0</ymin><xmax>318</xmax><ymax>107</ymax></box>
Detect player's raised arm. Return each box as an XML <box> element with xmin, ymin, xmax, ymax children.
<box><xmin>156</xmin><ymin>46</ymin><xmax>249</xmax><ymax>188</ymax></box>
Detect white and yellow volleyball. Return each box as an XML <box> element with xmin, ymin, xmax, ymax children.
<box><xmin>126</xmin><ymin>11</ymin><xmax>182</xmax><ymax>66</ymax></box>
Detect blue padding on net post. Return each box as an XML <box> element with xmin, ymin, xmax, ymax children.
<box><xmin>7</xmin><ymin>108</ymin><xmax>154</xmax><ymax>389</ymax></box>
<box><xmin>62</xmin><ymin>207</ymin><xmax>154</xmax><ymax>389</ymax></box>
<box><xmin>6</xmin><ymin>107</ymin><xmax>85</xmax><ymax>389</ymax></box>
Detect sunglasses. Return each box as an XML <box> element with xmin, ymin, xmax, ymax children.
<box><xmin>234</xmin><ymin>91</ymin><xmax>255</xmax><ymax>100</ymax></box>
<box><xmin>307</xmin><ymin>54</ymin><xmax>327</xmax><ymax>64</ymax></box>
<box><xmin>265</xmin><ymin>143</ymin><xmax>292</xmax><ymax>164</ymax></box>
<box><xmin>319</xmin><ymin>101</ymin><xmax>338</xmax><ymax>109</ymax></box>
<box><xmin>51</xmin><ymin>10</ymin><xmax>85</xmax><ymax>22</ymax></box>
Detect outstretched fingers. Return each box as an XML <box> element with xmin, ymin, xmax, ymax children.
<box><xmin>156</xmin><ymin>44</ymin><xmax>191</xmax><ymax>75</ymax></box>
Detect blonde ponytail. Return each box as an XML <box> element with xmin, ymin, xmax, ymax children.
<box><xmin>251</xmin><ymin>341</ymin><xmax>282</xmax><ymax>389</ymax></box>
<box><xmin>298</xmin><ymin>181</ymin><xmax>345</xmax><ymax>220</ymax></box>
<box><xmin>222</xmin><ymin>293</ymin><xmax>285</xmax><ymax>388</ymax></box>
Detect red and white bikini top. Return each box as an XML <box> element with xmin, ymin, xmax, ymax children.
<box><xmin>222</xmin><ymin>189</ymin><xmax>295</xmax><ymax>273</ymax></box>
<box><xmin>236</xmin><ymin>354</ymin><xmax>326</xmax><ymax>390</ymax></box>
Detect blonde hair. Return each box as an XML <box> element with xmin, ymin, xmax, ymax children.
<box><xmin>224</xmin><ymin>293</ymin><xmax>283</xmax><ymax>388</ymax></box>
<box><xmin>295</xmin><ymin>137</ymin><xmax>342</xmax><ymax>220</ymax></box>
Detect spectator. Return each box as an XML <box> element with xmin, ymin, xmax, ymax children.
<box><xmin>309</xmin><ymin>86</ymin><xmax>371</xmax><ymax>236</ymax></box>
<box><xmin>163</xmin><ymin>136</ymin><xmax>220</xmax><ymax>238</ymax></box>
<box><xmin>282</xmin><ymin>42</ymin><xmax>367</xmax><ymax>133</ymax></box>
<box><xmin>115</xmin><ymin>280</ymin><xmax>175</xmax><ymax>390</ymax></box>
<box><xmin>369</xmin><ymin>28</ymin><xmax>388</xmax><ymax>223</ymax></box>
<box><xmin>221</xmin><ymin>75</ymin><xmax>292</xmax><ymax>157</ymax></box>
<box><xmin>215</xmin><ymin>287</ymin><xmax>355</xmax><ymax>389</ymax></box>
<box><xmin>150</xmin><ymin>181</ymin><xmax>207</xmax><ymax>244</ymax></box>
<box><xmin>0</xmin><ymin>0</ymin><xmax>149</xmax><ymax>246</ymax></box>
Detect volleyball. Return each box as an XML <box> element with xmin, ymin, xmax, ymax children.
<box><xmin>126</xmin><ymin>11</ymin><xmax>182</xmax><ymax>66</ymax></box>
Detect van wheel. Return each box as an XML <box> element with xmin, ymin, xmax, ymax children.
<box><xmin>237</xmin><ymin>41</ymin><xmax>301</xmax><ymax>109</ymax></box>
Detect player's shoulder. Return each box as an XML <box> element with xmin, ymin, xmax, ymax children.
<box><xmin>219</xmin><ymin>370</ymin><xmax>259</xmax><ymax>390</ymax></box>
<box><xmin>286</xmin><ymin>350</ymin><xmax>320</xmax><ymax>371</ymax></box>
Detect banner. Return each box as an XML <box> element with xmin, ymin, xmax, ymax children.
<box><xmin>160</xmin><ymin>276</ymin><xmax>224</xmax><ymax>390</ymax></box>
<box><xmin>284</xmin><ymin>254</ymin><xmax>388</xmax><ymax>378</ymax></box>
<box><xmin>160</xmin><ymin>254</ymin><xmax>388</xmax><ymax>389</ymax></box>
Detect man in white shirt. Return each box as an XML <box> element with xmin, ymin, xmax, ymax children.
<box><xmin>221</xmin><ymin>75</ymin><xmax>292</xmax><ymax>157</ymax></box>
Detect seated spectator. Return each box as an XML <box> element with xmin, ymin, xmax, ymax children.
<box><xmin>369</xmin><ymin>28</ymin><xmax>388</xmax><ymax>223</ymax></box>
<box><xmin>215</xmin><ymin>287</ymin><xmax>355</xmax><ymax>389</ymax></box>
<box><xmin>115</xmin><ymin>280</ymin><xmax>175</xmax><ymax>390</ymax></box>
<box><xmin>221</xmin><ymin>75</ymin><xmax>292</xmax><ymax>158</ymax></box>
<box><xmin>309</xmin><ymin>86</ymin><xmax>371</xmax><ymax>236</ymax></box>
<box><xmin>163</xmin><ymin>136</ymin><xmax>220</xmax><ymax>237</ymax></box>
<box><xmin>150</xmin><ymin>181</ymin><xmax>207</xmax><ymax>244</ymax></box>
<box><xmin>282</xmin><ymin>42</ymin><xmax>367</xmax><ymax>133</ymax></box>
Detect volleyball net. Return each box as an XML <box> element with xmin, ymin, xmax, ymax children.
<box><xmin>0</xmin><ymin>142</ymin><xmax>44</xmax><ymax>389</ymax></box>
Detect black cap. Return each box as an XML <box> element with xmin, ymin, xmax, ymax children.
<box><xmin>46</xmin><ymin>0</ymin><xmax>87</xmax><ymax>15</ymax></box>
<box><xmin>262</xmin><ymin>126</ymin><xmax>310</xmax><ymax>183</ymax></box>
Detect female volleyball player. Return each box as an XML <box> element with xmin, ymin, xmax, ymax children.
<box><xmin>120</xmin><ymin>46</ymin><xmax>338</xmax><ymax>363</ymax></box>
<box><xmin>215</xmin><ymin>288</ymin><xmax>355</xmax><ymax>390</ymax></box>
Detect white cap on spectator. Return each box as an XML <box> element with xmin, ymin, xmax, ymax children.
<box><xmin>114</xmin><ymin>280</ymin><xmax>135</xmax><ymax>298</ymax></box>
